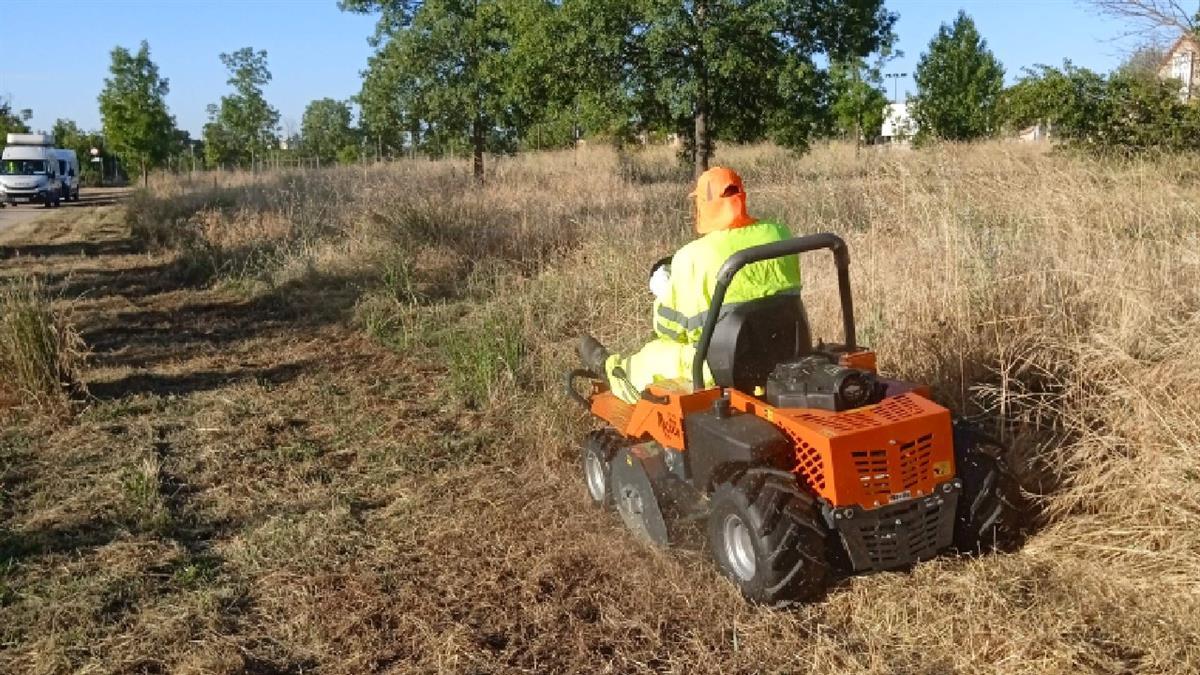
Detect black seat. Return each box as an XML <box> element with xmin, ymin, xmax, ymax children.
<box><xmin>706</xmin><ymin>293</ymin><xmax>813</xmax><ymax>392</ymax></box>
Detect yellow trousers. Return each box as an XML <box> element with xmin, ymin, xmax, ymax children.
<box><xmin>603</xmin><ymin>338</ymin><xmax>715</xmax><ymax>404</ymax></box>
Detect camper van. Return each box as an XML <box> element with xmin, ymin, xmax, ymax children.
<box><xmin>54</xmin><ymin>149</ymin><xmax>80</xmax><ymax>202</ymax></box>
<box><xmin>1</xmin><ymin>133</ymin><xmax>63</xmax><ymax>208</ymax></box>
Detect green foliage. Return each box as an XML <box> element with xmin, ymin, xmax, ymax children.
<box><xmin>347</xmin><ymin>0</ymin><xmax>898</xmax><ymax>172</ymax></box>
<box><xmin>301</xmin><ymin>98</ymin><xmax>358</xmax><ymax>164</ymax></box>
<box><xmin>912</xmin><ymin>11</ymin><xmax>1004</xmax><ymax>142</ymax></box>
<box><xmin>360</xmin><ymin>0</ymin><xmax>529</xmax><ymax>178</ymax></box>
<box><xmin>356</xmin><ymin>41</ymin><xmax>414</xmax><ymax>157</ymax></box>
<box><xmin>337</xmin><ymin>145</ymin><xmax>362</xmax><ymax>165</ymax></box>
<box><xmin>628</xmin><ymin>0</ymin><xmax>898</xmax><ymax>168</ymax></box>
<box><xmin>97</xmin><ymin>41</ymin><xmax>178</xmax><ymax>185</ymax></box>
<box><xmin>829</xmin><ymin>57</ymin><xmax>890</xmax><ymax>142</ymax></box>
<box><xmin>509</xmin><ymin>0</ymin><xmax>645</xmax><ymax>148</ymax></box>
<box><xmin>999</xmin><ymin>62</ymin><xmax>1200</xmax><ymax>157</ymax></box>
<box><xmin>1116</xmin><ymin>43</ymin><xmax>1168</xmax><ymax>80</ymax></box>
<box><xmin>203</xmin><ymin>48</ymin><xmax>281</xmax><ymax>168</ymax></box>
<box><xmin>51</xmin><ymin>119</ymin><xmax>107</xmax><ymax>182</ymax></box>
<box><xmin>0</xmin><ymin>97</ymin><xmax>30</xmax><ymax>141</ymax></box>
<box><xmin>439</xmin><ymin>311</ymin><xmax>525</xmax><ymax>409</ymax></box>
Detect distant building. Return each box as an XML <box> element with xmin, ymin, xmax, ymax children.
<box><xmin>1019</xmin><ymin>123</ymin><xmax>1051</xmax><ymax>143</ymax></box>
<box><xmin>881</xmin><ymin>102</ymin><xmax>917</xmax><ymax>142</ymax></box>
<box><xmin>1159</xmin><ymin>33</ymin><xmax>1198</xmax><ymax>102</ymax></box>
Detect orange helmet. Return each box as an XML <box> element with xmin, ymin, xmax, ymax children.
<box><xmin>691</xmin><ymin>167</ymin><xmax>757</xmax><ymax>234</ymax></box>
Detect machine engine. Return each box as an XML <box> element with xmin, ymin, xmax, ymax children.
<box><xmin>764</xmin><ymin>354</ymin><xmax>884</xmax><ymax>411</ymax></box>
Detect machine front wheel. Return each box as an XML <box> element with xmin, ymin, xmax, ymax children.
<box><xmin>951</xmin><ymin>421</ymin><xmax>1024</xmax><ymax>552</ymax></box>
<box><xmin>610</xmin><ymin>447</ymin><xmax>670</xmax><ymax>547</ymax></box>
<box><xmin>707</xmin><ymin>468</ymin><xmax>830</xmax><ymax>606</ymax></box>
<box><xmin>581</xmin><ymin>429</ymin><xmax>621</xmax><ymax>508</ymax></box>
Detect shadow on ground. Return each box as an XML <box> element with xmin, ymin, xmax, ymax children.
<box><xmin>0</xmin><ymin>239</ymin><xmax>137</xmax><ymax>260</ymax></box>
<box><xmin>88</xmin><ymin>362</ymin><xmax>309</xmax><ymax>401</ymax></box>
<box><xmin>0</xmin><ymin>520</ymin><xmax>123</xmax><ymax>563</ymax></box>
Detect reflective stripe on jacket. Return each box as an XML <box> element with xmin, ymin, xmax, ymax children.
<box><xmin>653</xmin><ymin>221</ymin><xmax>801</xmax><ymax>344</ymax></box>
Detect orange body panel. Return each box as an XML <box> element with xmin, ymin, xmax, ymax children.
<box><xmin>589</xmin><ymin>383</ymin><xmax>721</xmax><ymax>451</ymax></box>
<box><xmin>623</xmin><ymin>383</ymin><xmax>722</xmax><ymax>450</ymax></box>
<box><xmin>590</xmin><ymin>391</ymin><xmax>634</xmax><ymax>433</ymax></box>
<box><xmin>587</xmin><ymin>376</ymin><xmax>955</xmax><ymax>510</ymax></box>
<box><xmin>838</xmin><ymin>350</ymin><xmax>877</xmax><ymax>372</ymax></box>
<box><xmin>728</xmin><ymin>391</ymin><xmax>955</xmax><ymax>508</ymax></box>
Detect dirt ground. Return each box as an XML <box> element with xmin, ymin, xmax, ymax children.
<box><xmin>0</xmin><ymin>196</ymin><xmax>427</xmax><ymax>672</ymax></box>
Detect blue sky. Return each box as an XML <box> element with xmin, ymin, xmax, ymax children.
<box><xmin>0</xmin><ymin>0</ymin><xmax>1153</xmax><ymax>137</ymax></box>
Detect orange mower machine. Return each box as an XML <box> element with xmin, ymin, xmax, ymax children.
<box><xmin>568</xmin><ymin>233</ymin><xmax>1019</xmax><ymax>605</ymax></box>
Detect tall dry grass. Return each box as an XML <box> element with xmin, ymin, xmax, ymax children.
<box><xmin>0</xmin><ymin>277</ymin><xmax>86</xmax><ymax>415</ymax></box>
<box><xmin>118</xmin><ymin>141</ymin><xmax>1200</xmax><ymax>672</ymax></box>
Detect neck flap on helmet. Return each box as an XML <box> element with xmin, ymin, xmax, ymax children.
<box><xmin>692</xmin><ymin>167</ymin><xmax>757</xmax><ymax>234</ymax></box>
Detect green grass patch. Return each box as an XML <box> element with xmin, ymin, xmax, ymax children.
<box><xmin>439</xmin><ymin>311</ymin><xmax>526</xmax><ymax>408</ymax></box>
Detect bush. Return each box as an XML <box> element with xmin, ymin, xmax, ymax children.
<box><xmin>1000</xmin><ymin>63</ymin><xmax>1200</xmax><ymax>157</ymax></box>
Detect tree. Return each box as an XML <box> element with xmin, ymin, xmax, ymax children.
<box><xmin>509</xmin><ymin>0</ymin><xmax>646</xmax><ymax>149</ymax></box>
<box><xmin>912</xmin><ymin>11</ymin><xmax>1005</xmax><ymax>142</ymax></box>
<box><xmin>345</xmin><ymin>0</ymin><xmax>531</xmax><ymax>181</ymax></box>
<box><xmin>346</xmin><ymin>1</ymin><xmax>898</xmax><ymax>177</ymax></box>
<box><xmin>828</xmin><ymin>55</ymin><xmax>891</xmax><ymax>144</ymax></box>
<box><xmin>0</xmin><ymin>96</ymin><xmax>30</xmax><ymax>141</ymax></box>
<box><xmin>631</xmin><ymin>0</ymin><xmax>897</xmax><ymax>175</ymax></box>
<box><xmin>1117</xmin><ymin>42</ymin><xmax>1170</xmax><ymax>79</ymax></box>
<box><xmin>301</xmin><ymin>98</ymin><xmax>358</xmax><ymax>163</ymax></box>
<box><xmin>203</xmin><ymin>47</ymin><xmax>281</xmax><ymax>168</ymax></box>
<box><xmin>97</xmin><ymin>41</ymin><xmax>177</xmax><ymax>186</ymax></box>
<box><xmin>51</xmin><ymin>119</ymin><xmax>107</xmax><ymax>181</ymax></box>
<box><xmin>356</xmin><ymin>36</ymin><xmax>423</xmax><ymax>158</ymax></box>
<box><xmin>1087</xmin><ymin>1</ymin><xmax>1198</xmax><ymax>38</ymax></box>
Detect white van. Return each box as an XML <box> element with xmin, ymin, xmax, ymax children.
<box><xmin>54</xmin><ymin>149</ymin><xmax>80</xmax><ymax>202</ymax></box>
<box><xmin>1</xmin><ymin>133</ymin><xmax>63</xmax><ymax>208</ymax></box>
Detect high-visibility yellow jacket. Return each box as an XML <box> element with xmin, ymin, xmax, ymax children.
<box><xmin>653</xmin><ymin>221</ymin><xmax>801</xmax><ymax>344</ymax></box>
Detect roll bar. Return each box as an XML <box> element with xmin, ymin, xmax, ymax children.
<box><xmin>691</xmin><ymin>232</ymin><xmax>857</xmax><ymax>389</ymax></box>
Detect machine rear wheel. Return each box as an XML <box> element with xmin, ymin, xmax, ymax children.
<box><xmin>708</xmin><ymin>468</ymin><xmax>830</xmax><ymax>606</ymax></box>
<box><xmin>952</xmin><ymin>421</ymin><xmax>1024</xmax><ymax>552</ymax></box>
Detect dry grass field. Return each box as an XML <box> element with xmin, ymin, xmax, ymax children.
<box><xmin>0</xmin><ymin>142</ymin><xmax>1198</xmax><ymax>673</ymax></box>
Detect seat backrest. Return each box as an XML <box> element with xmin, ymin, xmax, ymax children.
<box><xmin>706</xmin><ymin>293</ymin><xmax>812</xmax><ymax>392</ymax></box>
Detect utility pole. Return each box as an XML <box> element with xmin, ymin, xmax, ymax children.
<box><xmin>885</xmin><ymin>72</ymin><xmax>908</xmax><ymax>103</ymax></box>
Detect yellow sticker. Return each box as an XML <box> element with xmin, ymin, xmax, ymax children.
<box><xmin>765</xmin><ymin>408</ymin><xmax>774</xmax><ymax>423</ymax></box>
<box><xmin>933</xmin><ymin>461</ymin><xmax>951</xmax><ymax>477</ymax></box>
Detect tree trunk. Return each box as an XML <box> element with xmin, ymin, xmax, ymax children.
<box><xmin>472</xmin><ymin>115</ymin><xmax>485</xmax><ymax>183</ymax></box>
<box><xmin>141</xmin><ymin>158</ymin><xmax>148</xmax><ymax>188</ymax></box>
<box><xmin>693</xmin><ymin>0</ymin><xmax>711</xmax><ymax>177</ymax></box>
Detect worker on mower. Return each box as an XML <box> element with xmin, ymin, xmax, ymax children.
<box><xmin>578</xmin><ymin>167</ymin><xmax>801</xmax><ymax>403</ymax></box>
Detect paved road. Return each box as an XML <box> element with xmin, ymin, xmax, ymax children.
<box><xmin>0</xmin><ymin>189</ymin><xmax>128</xmax><ymax>238</ymax></box>
<box><xmin>0</xmin><ymin>201</ymin><xmax>49</xmax><ymax>236</ymax></box>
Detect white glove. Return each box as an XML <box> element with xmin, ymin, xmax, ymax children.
<box><xmin>649</xmin><ymin>266</ymin><xmax>671</xmax><ymax>300</ymax></box>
